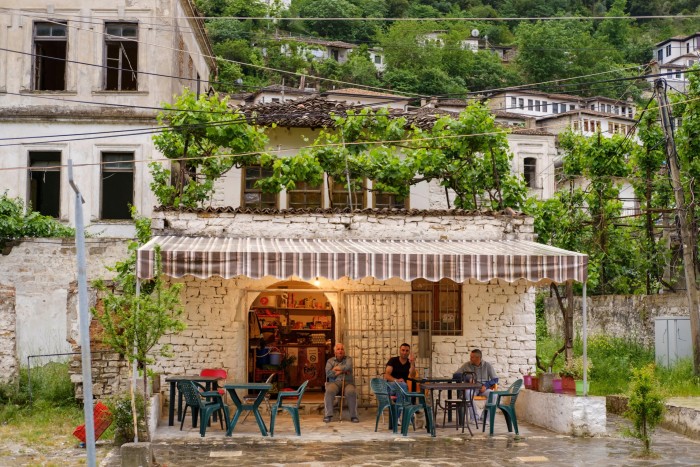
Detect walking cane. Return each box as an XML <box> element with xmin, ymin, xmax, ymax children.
<box><xmin>339</xmin><ymin>373</ymin><xmax>346</xmax><ymax>423</ymax></box>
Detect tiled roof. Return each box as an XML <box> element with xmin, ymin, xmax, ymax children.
<box><xmin>276</xmin><ymin>35</ymin><xmax>356</xmax><ymax>49</ymax></box>
<box><xmin>237</xmin><ymin>96</ymin><xmax>461</xmax><ymax>130</ymax></box>
<box><xmin>153</xmin><ymin>206</ymin><xmax>525</xmax><ymax>217</ymax></box>
<box><xmin>323</xmin><ymin>87</ymin><xmax>410</xmax><ymax>99</ymax></box>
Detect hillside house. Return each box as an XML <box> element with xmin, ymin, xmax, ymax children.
<box><xmin>0</xmin><ymin>0</ymin><xmax>215</xmax><ymax>237</ymax></box>
<box><xmin>651</xmin><ymin>33</ymin><xmax>700</xmax><ymax>93</ymax></box>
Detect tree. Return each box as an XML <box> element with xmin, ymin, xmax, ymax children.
<box><xmin>92</xmin><ymin>209</ymin><xmax>186</xmax><ymax>441</ymax></box>
<box><xmin>256</xmin><ymin>103</ymin><xmax>527</xmax><ymax>211</ymax></box>
<box><xmin>0</xmin><ymin>193</ymin><xmax>74</xmax><ymax>248</ymax></box>
<box><xmin>624</xmin><ymin>364</ymin><xmax>666</xmax><ymax>455</ymax></box>
<box><xmin>150</xmin><ymin>89</ymin><xmax>268</xmax><ymax>208</ymax></box>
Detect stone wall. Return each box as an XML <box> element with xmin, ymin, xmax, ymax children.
<box><xmin>0</xmin><ymin>285</ymin><xmax>17</xmax><ymax>381</ymax></box>
<box><xmin>0</xmin><ymin>238</ymin><xmax>128</xmax><ymax>391</ymax></box>
<box><xmin>544</xmin><ymin>293</ymin><xmax>689</xmax><ymax>346</ymax></box>
<box><xmin>152</xmin><ymin>210</ymin><xmax>535</xmax><ymax>241</ymax></box>
<box><xmin>431</xmin><ymin>281</ymin><xmax>537</xmax><ymax>383</ymax></box>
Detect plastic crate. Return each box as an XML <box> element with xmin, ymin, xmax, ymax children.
<box><xmin>73</xmin><ymin>401</ymin><xmax>113</xmax><ymax>443</ymax></box>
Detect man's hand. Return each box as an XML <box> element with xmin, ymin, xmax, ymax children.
<box><xmin>333</xmin><ymin>366</ymin><xmax>344</xmax><ymax>376</ymax></box>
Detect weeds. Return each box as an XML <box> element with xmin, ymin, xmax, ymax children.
<box><xmin>536</xmin><ymin>334</ymin><xmax>700</xmax><ymax>397</ymax></box>
<box><xmin>0</xmin><ymin>361</ymin><xmax>77</xmax><ymax>423</ymax></box>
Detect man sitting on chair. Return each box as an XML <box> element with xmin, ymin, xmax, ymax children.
<box><xmin>384</xmin><ymin>343</ymin><xmax>415</xmax><ymax>414</ymax></box>
<box><xmin>453</xmin><ymin>348</ymin><xmax>498</xmax><ymax>399</ymax></box>
<box><xmin>324</xmin><ymin>343</ymin><xmax>359</xmax><ymax>423</ymax></box>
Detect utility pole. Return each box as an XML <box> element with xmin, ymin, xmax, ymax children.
<box><xmin>68</xmin><ymin>160</ymin><xmax>97</xmax><ymax>467</ymax></box>
<box><xmin>655</xmin><ymin>79</ymin><xmax>700</xmax><ymax>375</ymax></box>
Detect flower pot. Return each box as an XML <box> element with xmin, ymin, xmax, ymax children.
<box><xmin>552</xmin><ymin>378</ymin><xmax>563</xmax><ymax>394</ymax></box>
<box><xmin>523</xmin><ymin>375</ymin><xmax>532</xmax><ymax>389</ymax></box>
<box><xmin>540</xmin><ymin>372</ymin><xmax>555</xmax><ymax>393</ymax></box>
<box><xmin>575</xmin><ymin>380</ymin><xmax>589</xmax><ymax>395</ymax></box>
<box><xmin>531</xmin><ymin>376</ymin><xmax>540</xmax><ymax>391</ymax></box>
<box><xmin>561</xmin><ymin>376</ymin><xmax>576</xmax><ymax>393</ymax></box>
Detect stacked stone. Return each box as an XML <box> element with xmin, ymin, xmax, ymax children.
<box><xmin>0</xmin><ymin>285</ymin><xmax>17</xmax><ymax>381</ymax></box>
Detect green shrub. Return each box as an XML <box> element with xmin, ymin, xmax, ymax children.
<box><xmin>624</xmin><ymin>363</ymin><xmax>666</xmax><ymax>454</ymax></box>
<box><xmin>105</xmin><ymin>391</ymin><xmax>148</xmax><ymax>445</ymax></box>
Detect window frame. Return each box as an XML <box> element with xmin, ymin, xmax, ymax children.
<box><xmin>242</xmin><ymin>165</ymin><xmax>278</xmax><ymax>209</ymax></box>
<box><xmin>28</xmin><ymin>150</ymin><xmax>62</xmax><ymax>217</ymax></box>
<box><xmin>33</xmin><ymin>21</ymin><xmax>68</xmax><ymax>91</ymax></box>
<box><xmin>412</xmin><ymin>278</ymin><xmax>462</xmax><ymax>336</ymax></box>
<box><xmin>523</xmin><ymin>157</ymin><xmax>537</xmax><ymax>188</ymax></box>
<box><xmin>330</xmin><ymin>177</ymin><xmax>365</xmax><ymax>210</ymax></box>
<box><xmin>103</xmin><ymin>22</ymin><xmax>139</xmax><ymax>91</ymax></box>
<box><xmin>100</xmin><ymin>151</ymin><xmax>135</xmax><ymax>220</ymax></box>
<box><xmin>287</xmin><ymin>180</ymin><xmax>323</xmax><ymax>209</ymax></box>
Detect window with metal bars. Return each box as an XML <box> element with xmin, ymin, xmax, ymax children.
<box><xmin>411</xmin><ymin>279</ymin><xmax>462</xmax><ymax>336</ymax></box>
<box><xmin>104</xmin><ymin>22</ymin><xmax>138</xmax><ymax>91</ymax></box>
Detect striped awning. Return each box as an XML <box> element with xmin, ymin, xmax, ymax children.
<box><xmin>136</xmin><ymin>236</ymin><xmax>587</xmax><ymax>284</ymax></box>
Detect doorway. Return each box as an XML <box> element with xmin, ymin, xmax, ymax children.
<box><xmin>247</xmin><ymin>281</ymin><xmax>335</xmax><ymax>393</ymax></box>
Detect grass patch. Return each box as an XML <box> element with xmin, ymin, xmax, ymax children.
<box><xmin>536</xmin><ymin>334</ymin><xmax>700</xmax><ymax>397</ymax></box>
<box><xmin>0</xmin><ymin>362</ymin><xmax>112</xmax><ymax>466</ymax></box>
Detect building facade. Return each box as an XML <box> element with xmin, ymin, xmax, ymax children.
<box><xmin>0</xmin><ymin>1</ymin><xmax>214</xmax><ymax>237</ymax></box>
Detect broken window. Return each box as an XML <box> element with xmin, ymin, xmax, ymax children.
<box><xmin>104</xmin><ymin>22</ymin><xmax>138</xmax><ymax>91</ymax></box>
<box><xmin>524</xmin><ymin>157</ymin><xmax>537</xmax><ymax>188</ymax></box>
<box><xmin>242</xmin><ymin>165</ymin><xmax>277</xmax><ymax>209</ymax></box>
<box><xmin>101</xmin><ymin>152</ymin><xmax>134</xmax><ymax>219</ymax></box>
<box><xmin>28</xmin><ymin>151</ymin><xmax>61</xmax><ymax>217</ymax></box>
<box><xmin>33</xmin><ymin>22</ymin><xmax>67</xmax><ymax>91</ymax></box>
<box><xmin>288</xmin><ymin>181</ymin><xmax>322</xmax><ymax>209</ymax></box>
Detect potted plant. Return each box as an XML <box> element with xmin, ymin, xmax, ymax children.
<box><xmin>522</xmin><ymin>367</ymin><xmax>533</xmax><ymax>389</ymax></box>
<box><xmin>562</xmin><ymin>356</ymin><xmax>593</xmax><ymax>395</ymax></box>
<box><xmin>531</xmin><ymin>371</ymin><xmax>542</xmax><ymax>391</ymax></box>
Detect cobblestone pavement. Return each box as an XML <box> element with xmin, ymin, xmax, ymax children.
<box><xmin>100</xmin><ymin>409</ymin><xmax>700</xmax><ymax>467</ymax></box>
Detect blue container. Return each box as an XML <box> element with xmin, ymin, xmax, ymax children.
<box><xmin>256</xmin><ymin>348</ymin><xmax>270</xmax><ymax>366</ymax></box>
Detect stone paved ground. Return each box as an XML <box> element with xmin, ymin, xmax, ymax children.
<box><xmin>100</xmin><ymin>408</ymin><xmax>700</xmax><ymax>467</ymax></box>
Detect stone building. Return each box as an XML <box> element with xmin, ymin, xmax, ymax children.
<box><xmin>130</xmin><ymin>208</ymin><xmax>587</xmax><ymax>405</ymax></box>
<box><xmin>0</xmin><ymin>0</ymin><xmax>215</xmax><ymax>237</ymax></box>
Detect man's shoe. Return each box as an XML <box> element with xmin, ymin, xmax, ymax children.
<box><xmin>323</xmin><ymin>416</ymin><xmax>332</xmax><ymax>423</ymax></box>
<box><xmin>351</xmin><ymin>417</ymin><xmax>360</xmax><ymax>423</ymax></box>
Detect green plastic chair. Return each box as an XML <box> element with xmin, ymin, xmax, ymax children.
<box><xmin>370</xmin><ymin>377</ymin><xmax>399</xmax><ymax>433</ymax></box>
<box><xmin>481</xmin><ymin>379</ymin><xmax>523</xmax><ymax>435</ymax></box>
<box><xmin>396</xmin><ymin>382</ymin><xmax>435</xmax><ymax>437</ymax></box>
<box><xmin>177</xmin><ymin>380</ymin><xmax>230</xmax><ymax>437</ymax></box>
<box><xmin>269</xmin><ymin>380</ymin><xmax>309</xmax><ymax>437</ymax></box>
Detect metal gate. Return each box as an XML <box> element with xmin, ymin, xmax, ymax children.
<box><xmin>341</xmin><ymin>291</ymin><xmax>432</xmax><ymax>406</ymax></box>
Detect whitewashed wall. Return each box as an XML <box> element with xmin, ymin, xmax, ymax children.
<box><xmin>0</xmin><ymin>239</ymin><xmax>128</xmax><ymax>380</ymax></box>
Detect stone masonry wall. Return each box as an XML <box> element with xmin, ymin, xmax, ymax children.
<box><xmin>0</xmin><ymin>239</ymin><xmax>128</xmax><ymax>394</ymax></box>
<box><xmin>0</xmin><ymin>285</ymin><xmax>17</xmax><ymax>381</ymax></box>
<box><xmin>152</xmin><ymin>210</ymin><xmax>536</xmax><ymax>241</ymax></box>
<box><xmin>544</xmin><ymin>293</ymin><xmax>689</xmax><ymax>347</ymax></box>
<box><xmin>433</xmin><ymin>280</ymin><xmax>537</xmax><ymax>383</ymax></box>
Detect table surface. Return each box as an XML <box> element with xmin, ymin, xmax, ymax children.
<box><xmin>165</xmin><ymin>375</ymin><xmax>222</xmax><ymax>383</ymax></box>
<box><xmin>224</xmin><ymin>382</ymin><xmax>272</xmax><ymax>391</ymax></box>
<box><xmin>422</xmin><ymin>382</ymin><xmax>482</xmax><ymax>390</ymax></box>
